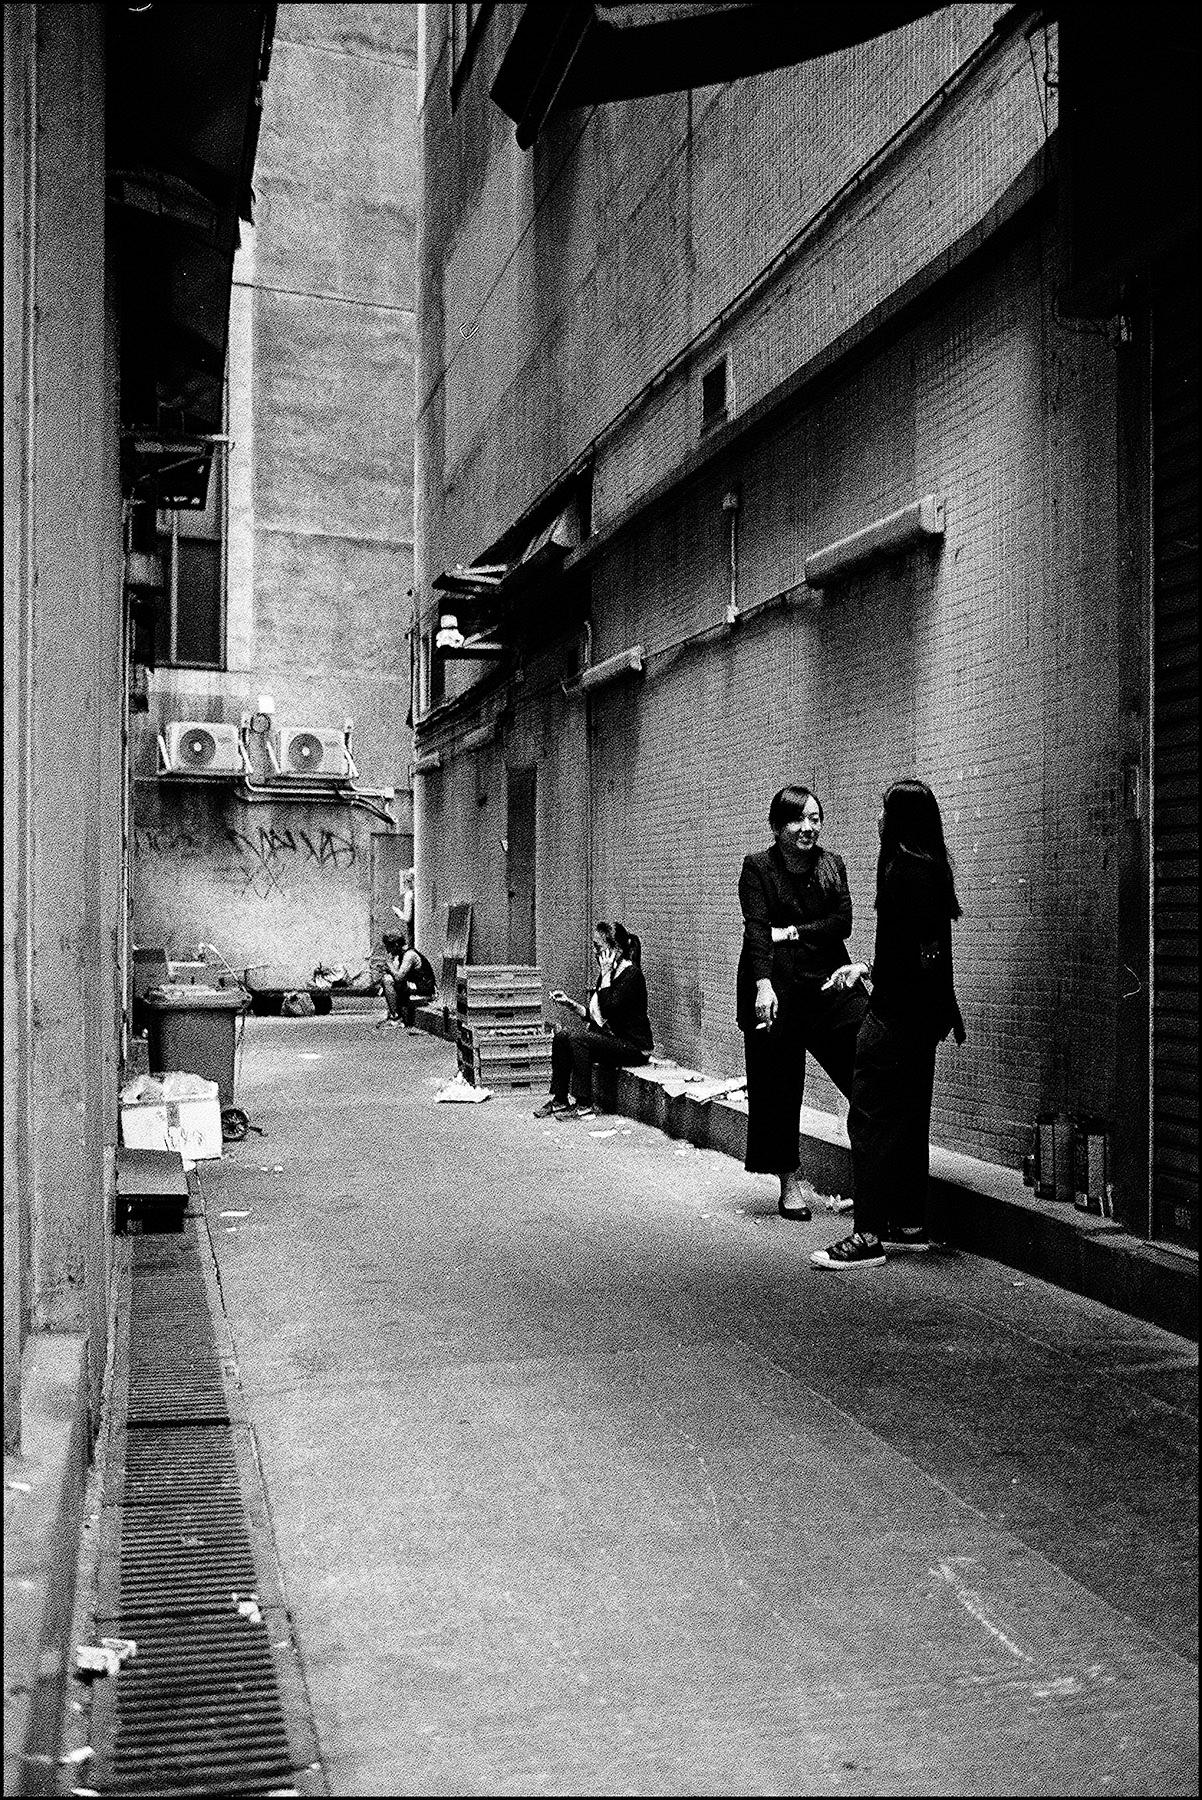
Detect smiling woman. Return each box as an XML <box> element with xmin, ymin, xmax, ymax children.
<box><xmin>736</xmin><ymin>785</ymin><xmax>869</xmax><ymax>1220</ymax></box>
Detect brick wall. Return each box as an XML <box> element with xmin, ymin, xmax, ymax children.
<box><xmin>418</xmin><ymin>5</ymin><xmax>1054</xmax><ymax>596</ymax></box>
<box><xmin>421</xmin><ymin>216</ymin><xmax>1125</xmax><ymax>1176</ymax></box>
<box><xmin>416</xmin><ymin>10</ymin><xmax>1132</xmax><ymax>1179</ymax></box>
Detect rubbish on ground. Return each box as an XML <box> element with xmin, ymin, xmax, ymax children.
<box><xmin>674</xmin><ymin>1147</ymin><xmax>689</xmax><ymax>1157</ymax></box>
<box><xmin>435</xmin><ymin>1072</ymin><xmax>491</xmax><ymax>1103</ymax></box>
<box><xmin>121</xmin><ymin>1072</ymin><xmax>222</xmax><ymax>1164</ymax></box>
<box><xmin>589</xmin><ymin>1129</ymin><xmax>619</xmax><ymax>1139</ymax></box>
<box><xmin>219</xmin><ymin>1210</ymin><xmax>250</xmax><ymax>1220</ymax></box>
<box><xmin>695</xmin><ymin>1077</ymin><xmax>748</xmax><ymax>1103</ymax></box>
<box><xmin>272</xmin><ymin>1164</ymin><xmax>284</xmax><ymax>1173</ymax></box>
<box><xmin>75</xmin><ymin>1637</ymin><xmax>136</xmax><ymax>1679</ymax></box>
<box><xmin>232</xmin><ymin>1591</ymin><xmax>262</xmax><ymax>1623</ymax></box>
<box><xmin>297</xmin><ymin>1052</ymin><xmax>323</xmax><ymax>1060</ymax></box>
<box><xmin>6</xmin><ymin>1479</ymin><xmax>32</xmax><ymax>1493</ymax></box>
<box><xmin>824</xmin><ymin>1196</ymin><xmax>854</xmax><ymax>1213</ymax></box>
<box><xmin>120</xmin><ymin>1071</ymin><xmax>217</xmax><ymax>1105</ymax></box>
<box><xmin>281</xmin><ymin>991</ymin><xmax>316</xmax><ymax>1017</ymax></box>
<box><xmin>59</xmin><ymin>1748</ymin><xmax>93</xmax><ymax>1767</ymax></box>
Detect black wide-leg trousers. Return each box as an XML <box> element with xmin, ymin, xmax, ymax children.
<box><xmin>550</xmin><ymin>1023</ymin><xmax>648</xmax><ymax>1102</ymax></box>
<box><xmin>742</xmin><ymin>982</ymin><xmax>867</xmax><ymax>1173</ymax></box>
<box><xmin>848</xmin><ymin>1011</ymin><xmax>938</xmax><ymax>1236</ymax></box>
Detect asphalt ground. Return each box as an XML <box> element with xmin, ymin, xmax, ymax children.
<box><xmin>196</xmin><ymin>1015</ymin><xmax>1198</xmax><ymax>1797</ymax></box>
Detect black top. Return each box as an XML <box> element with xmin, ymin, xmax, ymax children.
<box><xmin>869</xmin><ymin>850</ymin><xmax>965</xmax><ymax>1044</ymax></box>
<box><xmin>592</xmin><ymin>961</ymin><xmax>654</xmax><ymax>1053</ymax></box>
<box><xmin>736</xmin><ymin>844</ymin><xmax>853</xmax><ymax>1030</ymax></box>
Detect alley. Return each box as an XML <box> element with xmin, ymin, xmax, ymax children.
<box><xmin>194</xmin><ymin>1016</ymin><xmax>1196</xmax><ymax>1797</ymax></box>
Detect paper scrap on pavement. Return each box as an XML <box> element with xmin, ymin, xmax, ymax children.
<box><xmin>435</xmin><ymin>1077</ymin><xmax>490</xmax><ymax>1103</ymax></box>
<box><xmin>219</xmin><ymin>1210</ymin><xmax>250</xmax><ymax>1220</ymax></box>
<box><xmin>589</xmin><ymin>1129</ymin><xmax>618</xmax><ymax>1139</ymax></box>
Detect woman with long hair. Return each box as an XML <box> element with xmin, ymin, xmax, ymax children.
<box><xmin>811</xmin><ymin>778</ymin><xmax>966</xmax><ymax>1269</ymax></box>
<box><xmin>737</xmin><ymin>785</ymin><xmax>870</xmax><ymax>1219</ymax></box>
<box><xmin>536</xmin><ymin>921</ymin><xmax>653</xmax><ymax>1118</ymax></box>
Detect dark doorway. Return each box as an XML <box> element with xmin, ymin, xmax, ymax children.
<box><xmin>507</xmin><ymin>767</ymin><xmax>537</xmax><ymax>965</ymax></box>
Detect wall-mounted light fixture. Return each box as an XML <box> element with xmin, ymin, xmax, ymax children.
<box><xmin>412</xmin><ymin>751</ymin><xmax>443</xmax><ymax>775</ymax></box>
<box><xmin>803</xmin><ymin>495</ymin><xmax>944</xmax><ymax>589</ymax></box>
<box><xmin>569</xmin><ymin>645</ymin><xmax>645</xmax><ymax>696</ymax></box>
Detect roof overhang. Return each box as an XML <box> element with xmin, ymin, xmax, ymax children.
<box><xmin>107</xmin><ymin>2</ymin><xmax>275</xmax><ymax>476</ymax></box>
<box><xmin>431</xmin><ymin>488</ymin><xmax>588</xmax><ymax>647</ymax></box>
<box><xmin>492</xmin><ymin>1</ymin><xmax>939</xmax><ymax>148</ymax></box>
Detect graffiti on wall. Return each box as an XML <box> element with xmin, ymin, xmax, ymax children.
<box><xmin>135</xmin><ymin>822</ymin><xmax>358</xmax><ymax>900</ymax></box>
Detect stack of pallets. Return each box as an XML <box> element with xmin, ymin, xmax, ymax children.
<box><xmin>456</xmin><ymin>965</ymin><xmax>552</xmax><ymax>1091</ymax></box>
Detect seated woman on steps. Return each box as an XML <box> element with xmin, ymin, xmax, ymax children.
<box><xmin>534</xmin><ymin>922</ymin><xmax>653</xmax><ymax>1119</ymax></box>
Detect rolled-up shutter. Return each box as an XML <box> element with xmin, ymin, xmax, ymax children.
<box><xmin>1150</xmin><ymin>255</ymin><xmax>1199</xmax><ymax>1250</ymax></box>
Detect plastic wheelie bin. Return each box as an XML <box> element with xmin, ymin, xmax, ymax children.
<box><xmin>144</xmin><ymin>985</ymin><xmax>249</xmax><ymax>1109</ymax></box>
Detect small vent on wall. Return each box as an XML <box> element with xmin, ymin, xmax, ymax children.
<box><xmin>702</xmin><ymin>357</ymin><xmax>728</xmax><ymax>430</ymax></box>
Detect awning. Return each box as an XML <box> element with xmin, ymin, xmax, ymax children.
<box><xmin>432</xmin><ymin>490</ymin><xmax>586</xmax><ymax>645</ymax></box>
<box><xmin>492</xmin><ymin>1</ymin><xmax>938</xmax><ymax>148</ymax></box>
<box><xmin>107</xmin><ymin>2</ymin><xmax>275</xmax><ymax>470</ymax></box>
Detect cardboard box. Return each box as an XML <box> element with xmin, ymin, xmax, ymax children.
<box><xmin>120</xmin><ymin>1086</ymin><xmax>222</xmax><ymax>1166</ymax></box>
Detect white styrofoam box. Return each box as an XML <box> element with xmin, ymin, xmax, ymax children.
<box><xmin>120</xmin><ymin>1095</ymin><xmax>222</xmax><ymax>1165</ymax></box>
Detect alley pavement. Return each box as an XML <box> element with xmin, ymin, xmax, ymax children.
<box><xmin>194</xmin><ymin>1015</ymin><xmax>1198</xmax><ymax>1797</ymax></box>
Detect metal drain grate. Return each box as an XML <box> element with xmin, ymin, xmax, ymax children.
<box><xmin>88</xmin><ymin>1615</ymin><xmax>297</xmax><ymax>1796</ymax></box>
<box><xmin>87</xmin><ymin>1222</ymin><xmax>321</xmax><ymax>1795</ymax></box>
<box><xmin>126</xmin><ymin>1235</ymin><xmax>230</xmax><ymax>1425</ymax></box>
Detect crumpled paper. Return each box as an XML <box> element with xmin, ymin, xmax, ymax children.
<box><xmin>434</xmin><ymin>1073</ymin><xmax>491</xmax><ymax>1103</ymax></box>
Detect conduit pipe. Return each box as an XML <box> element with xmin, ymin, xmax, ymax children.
<box><xmin>233</xmin><ymin>775</ymin><xmax>396</xmax><ymax>826</ymax></box>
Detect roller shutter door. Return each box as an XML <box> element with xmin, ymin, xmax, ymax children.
<box><xmin>1150</xmin><ymin>257</ymin><xmax>1199</xmax><ymax>1250</ymax></box>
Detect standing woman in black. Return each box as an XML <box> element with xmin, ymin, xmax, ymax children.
<box><xmin>737</xmin><ymin>786</ymin><xmax>870</xmax><ymax>1219</ymax></box>
<box><xmin>812</xmin><ymin>779</ymin><xmax>966</xmax><ymax>1269</ymax></box>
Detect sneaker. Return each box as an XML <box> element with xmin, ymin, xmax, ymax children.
<box><xmin>532</xmin><ymin>1096</ymin><xmax>576</xmax><ymax>1119</ymax></box>
<box><xmin>810</xmin><ymin>1232</ymin><xmax>886</xmax><ymax>1270</ymax></box>
<box><xmin>882</xmin><ymin>1224</ymin><xmax>933</xmax><ymax>1252</ymax></box>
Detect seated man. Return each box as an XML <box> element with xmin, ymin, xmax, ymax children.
<box><xmin>370</xmin><ymin>932</ymin><xmax>437</xmax><ymax>1028</ymax></box>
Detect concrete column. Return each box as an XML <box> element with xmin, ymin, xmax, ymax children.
<box><xmin>28</xmin><ymin>1</ymin><xmax>118</xmax><ymax>1352</ymax></box>
<box><xmin>3</xmin><ymin>1</ymin><xmax>38</xmax><ymax>1451</ymax></box>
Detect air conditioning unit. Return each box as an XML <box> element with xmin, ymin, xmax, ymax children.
<box><xmin>272</xmin><ymin>727</ymin><xmax>355</xmax><ymax>781</ymax></box>
<box><xmin>159</xmin><ymin>721</ymin><xmax>246</xmax><ymax>777</ymax></box>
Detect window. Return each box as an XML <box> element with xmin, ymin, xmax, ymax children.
<box><xmin>702</xmin><ymin>356</ymin><xmax>729</xmax><ymax>430</ymax></box>
<box><xmin>154</xmin><ymin>450</ymin><xmax>226</xmax><ymax>668</ymax></box>
<box><xmin>450</xmin><ymin>1</ymin><xmax>492</xmax><ymax>98</ymax></box>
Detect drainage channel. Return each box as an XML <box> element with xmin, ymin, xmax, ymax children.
<box><xmin>77</xmin><ymin>1223</ymin><xmax>325</xmax><ymax>1797</ymax></box>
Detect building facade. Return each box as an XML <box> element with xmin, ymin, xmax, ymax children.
<box><xmin>4</xmin><ymin>5</ymin><xmax>271</xmax><ymax>1776</ymax></box>
<box><xmin>130</xmin><ymin>3</ymin><xmax>419</xmax><ymax>985</ymax></box>
<box><xmin>413</xmin><ymin>3</ymin><xmax>1197</xmax><ymax>1252</ymax></box>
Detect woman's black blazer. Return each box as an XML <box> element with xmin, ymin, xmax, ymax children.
<box><xmin>736</xmin><ymin>844</ymin><xmax>853</xmax><ymax>1031</ymax></box>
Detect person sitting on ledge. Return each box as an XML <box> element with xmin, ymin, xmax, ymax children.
<box><xmin>534</xmin><ymin>921</ymin><xmax>653</xmax><ymax>1118</ymax></box>
<box><xmin>371</xmin><ymin>931</ymin><xmax>436</xmax><ymax>1029</ymax></box>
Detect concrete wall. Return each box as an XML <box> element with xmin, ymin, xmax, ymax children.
<box><xmin>131</xmin><ymin>2</ymin><xmax>419</xmax><ymax>979</ymax></box>
<box><xmin>3</xmin><ymin>0</ymin><xmax>122</xmax><ymax>1445</ymax></box>
<box><xmin>415</xmin><ymin>11</ymin><xmax>1151</xmax><ymax>1214</ymax></box>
